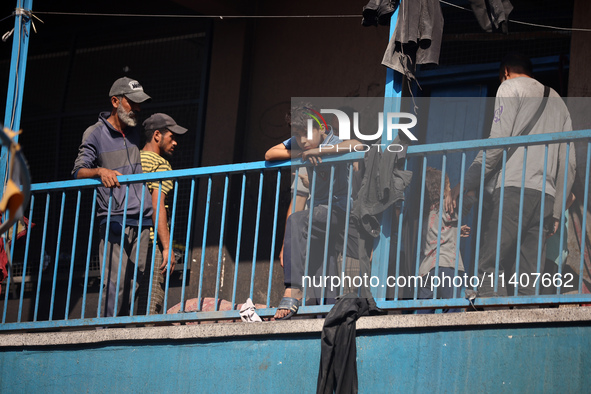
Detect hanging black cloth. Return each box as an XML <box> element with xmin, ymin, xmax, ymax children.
<box><xmin>469</xmin><ymin>0</ymin><xmax>513</xmax><ymax>33</ymax></box>
<box><xmin>352</xmin><ymin>138</ymin><xmax>411</xmax><ymax>238</ymax></box>
<box><xmin>351</xmin><ymin>139</ymin><xmax>412</xmax><ymax>287</ymax></box>
<box><xmin>361</xmin><ymin>0</ymin><xmax>399</xmax><ymax>27</ymax></box>
<box><xmin>381</xmin><ymin>0</ymin><xmax>444</xmax><ymax>81</ymax></box>
<box><xmin>316</xmin><ymin>293</ymin><xmax>371</xmax><ymax>394</ymax></box>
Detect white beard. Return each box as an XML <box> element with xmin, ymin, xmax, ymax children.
<box><xmin>117</xmin><ymin>104</ymin><xmax>137</xmax><ymax>127</ymax></box>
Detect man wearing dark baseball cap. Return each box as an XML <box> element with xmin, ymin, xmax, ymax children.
<box><xmin>138</xmin><ymin>113</ymin><xmax>187</xmax><ymax>314</ymax></box>
<box><xmin>109</xmin><ymin>76</ymin><xmax>151</xmax><ymax>104</ymax></box>
<box><xmin>72</xmin><ymin>76</ymin><xmax>153</xmax><ymax>318</ymax></box>
<box><xmin>143</xmin><ymin>113</ymin><xmax>188</xmax><ymax>137</ymax></box>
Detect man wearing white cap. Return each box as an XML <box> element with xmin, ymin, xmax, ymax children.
<box><xmin>72</xmin><ymin>76</ymin><xmax>153</xmax><ymax>318</ymax></box>
<box><xmin>139</xmin><ymin>113</ymin><xmax>187</xmax><ymax>314</ymax></box>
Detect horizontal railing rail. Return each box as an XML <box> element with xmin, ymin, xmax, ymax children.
<box><xmin>0</xmin><ymin>129</ymin><xmax>590</xmax><ymax>331</ymax></box>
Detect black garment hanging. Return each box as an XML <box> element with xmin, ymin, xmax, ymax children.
<box><xmin>316</xmin><ymin>294</ymin><xmax>370</xmax><ymax>394</ymax></box>
<box><xmin>469</xmin><ymin>0</ymin><xmax>513</xmax><ymax>33</ymax></box>
<box><xmin>361</xmin><ymin>0</ymin><xmax>399</xmax><ymax>27</ymax></box>
<box><xmin>352</xmin><ymin>136</ymin><xmax>411</xmax><ymax>239</ymax></box>
<box><xmin>351</xmin><ymin>139</ymin><xmax>412</xmax><ymax>296</ymax></box>
<box><xmin>381</xmin><ymin>0</ymin><xmax>444</xmax><ymax>80</ymax></box>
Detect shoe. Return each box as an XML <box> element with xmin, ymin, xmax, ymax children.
<box><xmin>274</xmin><ymin>297</ymin><xmax>301</xmax><ymax>320</ymax></box>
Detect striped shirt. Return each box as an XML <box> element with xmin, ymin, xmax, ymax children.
<box><xmin>141</xmin><ymin>150</ymin><xmax>173</xmax><ymax>240</ymax></box>
<box><xmin>141</xmin><ymin>150</ymin><xmax>173</xmax><ymax>195</ymax></box>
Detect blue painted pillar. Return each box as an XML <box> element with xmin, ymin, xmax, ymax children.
<box><xmin>1</xmin><ymin>0</ymin><xmax>34</xmax><ymax>189</ymax></box>
<box><xmin>370</xmin><ymin>6</ymin><xmax>403</xmax><ymax>300</ymax></box>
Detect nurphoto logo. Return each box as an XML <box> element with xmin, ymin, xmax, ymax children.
<box><xmin>304</xmin><ymin>107</ymin><xmax>418</xmax><ymax>153</ymax></box>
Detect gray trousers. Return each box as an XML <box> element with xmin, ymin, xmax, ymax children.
<box><xmin>99</xmin><ymin>224</ymin><xmax>150</xmax><ymax>317</ymax></box>
<box><xmin>284</xmin><ymin>205</ymin><xmax>344</xmax><ymax>302</ymax></box>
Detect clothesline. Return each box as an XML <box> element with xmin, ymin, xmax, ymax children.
<box><xmin>1</xmin><ymin>3</ymin><xmax>590</xmax><ymax>33</ymax></box>
<box><xmin>438</xmin><ymin>0</ymin><xmax>591</xmax><ymax>32</ymax></box>
<box><xmin>16</xmin><ymin>12</ymin><xmax>362</xmax><ymax>20</ymax></box>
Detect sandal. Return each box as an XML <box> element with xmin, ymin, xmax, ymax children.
<box><xmin>275</xmin><ymin>297</ymin><xmax>301</xmax><ymax>320</ymax></box>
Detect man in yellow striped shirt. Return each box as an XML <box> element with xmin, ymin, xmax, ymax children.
<box><xmin>139</xmin><ymin>113</ymin><xmax>187</xmax><ymax>314</ymax></box>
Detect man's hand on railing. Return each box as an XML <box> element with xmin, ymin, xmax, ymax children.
<box><xmin>97</xmin><ymin>168</ymin><xmax>122</xmax><ymax>188</ymax></box>
<box><xmin>160</xmin><ymin>247</ymin><xmax>176</xmax><ymax>274</ymax></box>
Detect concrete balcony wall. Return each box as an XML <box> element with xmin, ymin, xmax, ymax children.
<box><xmin>1</xmin><ymin>308</ymin><xmax>590</xmax><ymax>393</ymax></box>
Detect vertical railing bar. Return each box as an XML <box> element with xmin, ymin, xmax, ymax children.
<box><xmin>180</xmin><ymin>178</ymin><xmax>196</xmax><ymax>312</ymax></box>
<box><xmin>413</xmin><ymin>156</ymin><xmax>427</xmax><ymax>300</ymax></box>
<box><xmin>453</xmin><ymin>152</ymin><xmax>466</xmax><ymax>298</ymax></box>
<box><xmin>163</xmin><ymin>180</ymin><xmax>179</xmax><ymax>313</ymax></box>
<box><xmin>214</xmin><ymin>174</ymin><xmax>230</xmax><ymax>311</ymax></box>
<box><xmin>319</xmin><ymin>165</ymin><xmax>335</xmax><ymax>304</ymax></box>
<box><xmin>556</xmin><ymin>144</ymin><xmax>571</xmax><ymax>294</ymax></box>
<box><xmin>340</xmin><ymin>164</ymin><xmax>354</xmax><ymax>297</ymax></box>
<box><xmin>112</xmin><ymin>186</ymin><xmax>130</xmax><ymax>317</ymax></box>
<box><xmin>197</xmin><ymin>176</ymin><xmax>212</xmax><ymax>310</ymax></box>
<box><xmin>249</xmin><ymin>171</ymin><xmax>264</xmax><ymax>302</ymax></box>
<box><xmin>64</xmin><ymin>189</ymin><xmax>82</xmax><ymax>319</ymax></box>
<box><xmin>7</xmin><ymin>220</ymin><xmax>17</xmax><ymax>281</ymax></box>
<box><xmin>302</xmin><ymin>168</ymin><xmax>317</xmax><ymax>306</ymax></box>
<box><xmin>17</xmin><ymin>195</ymin><xmax>35</xmax><ymax>322</ymax></box>
<box><xmin>231</xmin><ymin>173</ymin><xmax>247</xmax><ymax>308</ymax></box>
<box><xmin>394</xmin><ymin>159</ymin><xmax>408</xmax><ymax>301</ymax></box>
<box><xmin>266</xmin><ymin>170</ymin><xmax>282</xmax><ymax>307</ymax></box>
<box><xmin>81</xmin><ymin>189</ymin><xmax>97</xmax><ymax>319</ymax></box>
<box><xmin>48</xmin><ymin>192</ymin><xmax>66</xmax><ymax>321</ymax></box>
<box><xmin>146</xmin><ymin>184</ymin><xmax>162</xmax><ymax>315</ymax></box>
<box><xmin>493</xmin><ymin>149</ymin><xmax>508</xmax><ymax>295</ymax></box>
<box><xmin>433</xmin><ymin>154</ymin><xmax>447</xmax><ymax>300</ymax></box>
<box><xmin>514</xmin><ymin>147</ymin><xmax>528</xmax><ymax>296</ymax></box>
<box><xmin>535</xmin><ymin>145</ymin><xmax>549</xmax><ymax>295</ymax></box>
<box><xmin>292</xmin><ymin>167</ymin><xmax>300</xmax><ymax>215</ymax></box>
<box><xmin>129</xmin><ymin>184</ymin><xmax>145</xmax><ymax>316</ymax></box>
<box><xmin>146</xmin><ymin>183</ymin><xmax>162</xmax><ymax>315</ymax></box>
<box><xmin>2</xmin><ymin>222</ymin><xmax>17</xmax><ymax>323</ymax></box>
<box><xmin>34</xmin><ymin>194</ymin><xmax>51</xmax><ymax>321</ymax></box>
<box><xmin>97</xmin><ymin>192</ymin><xmax>114</xmax><ymax>318</ymax></box>
<box><xmin>473</xmin><ymin>151</ymin><xmax>487</xmax><ymax>290</ymax></box>
<box><xmin>579</xmin><ymin>142</ymin><xmax>591</xmax><ymax>293</ymax></box>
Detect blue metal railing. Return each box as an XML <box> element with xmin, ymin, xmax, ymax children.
<box><xmin>0</xmin><ymin>129</ymin><xmax>590</xmax><ymax>331</ymax></box>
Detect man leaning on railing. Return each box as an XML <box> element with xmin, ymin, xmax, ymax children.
<box><xmin>265</xmin><ymin>102</ymin><xmax>360</xmax><ymax>320</ymax></box>
<box><xmin>71</xmin><ymin>77</ymin><xmax>154</xmax><ymax>317</ymax></box>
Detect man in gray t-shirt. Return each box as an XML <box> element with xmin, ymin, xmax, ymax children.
<box><xmin>451</xmin><ymin>53</ymin><xmax>576</xmax><ymax>297</ymax></box>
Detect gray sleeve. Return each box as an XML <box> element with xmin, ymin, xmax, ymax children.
<box><xmin>464</xmin><ymin>92</ymin><xmax>515</xmax><ymax>191</ymax></box>
<box><xmin>72</xmin><ymin>127</ymin><xmax>98</xmax><ymax>178</ymax></box>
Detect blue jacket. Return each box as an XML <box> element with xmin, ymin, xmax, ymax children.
<box><xmin>72</xmin><ymin>112</ymin><xmax>153</xmax><ymax>225</ymax></box>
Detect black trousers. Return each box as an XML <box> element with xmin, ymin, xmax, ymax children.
<box><xmin>477</xmin><ymin>187</ymin><xmax>554</xmax><ymax>297</ymax></box>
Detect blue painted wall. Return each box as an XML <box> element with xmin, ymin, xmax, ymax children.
<box><xmin>1</xmin><ymin>324</ymin><xmax>590</xmax><ymax>393</ymax></box>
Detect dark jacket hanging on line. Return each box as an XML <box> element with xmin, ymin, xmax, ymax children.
<box><xmin>381</xmin><ymin>0</ymin><xmax>444</xmax><ymax>81</ymax></box>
